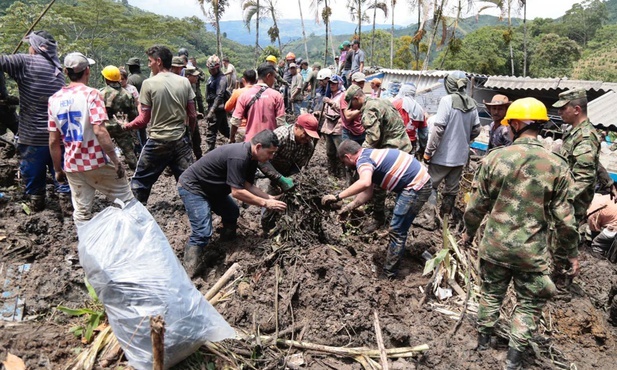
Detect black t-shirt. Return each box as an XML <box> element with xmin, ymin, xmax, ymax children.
<box><xmin>344</xmin><ymin>50</ymin><xmax>353</xmax><ymax>70</ymax></box>
<box><xmin>179</xmin><ymin>142</ymin><xmax>257</xmax><ymax>198</ymax></box>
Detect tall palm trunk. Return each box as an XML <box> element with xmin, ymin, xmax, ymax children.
<box><xmin>390</xmin><ymin>0</ymin><xmax>396</xmax><ymax>68</ymax></box>
<box><xmin>358</xmin><ymin>2</ymin><xmax>362</xmax><ymax>41</ymax></box>
<box><xmin>214</xmin><ymin>1</ymin><xmax>222</xmax><ymax>56</ymax></box>
<box><xmin>422</xmin><ymin>0</ymin><xmax>445</xmax><ymax>71</ymax></box>
<box><xmin>324</xmin><ymin>0</ymin><xmax>330</xmax><ymax>66</ymax></box>
<box><xmin>507</xmin><ymin>1</ymin><xmax>514</xmax><ymax>75</ymax></box>
<box><xmin>255</xmin><ymin>0</ymin><xmax>260</xmax><ymax>64</ymax></box>
<box><xmin>370</xmin><ymin>3</ymin><xmax>377</xmax><ymax>66</ymax></box>
<box><xmin>523</xmin><ymin>0</ymin><xmax>527</xmax><ymax>76</ymax></box>
<box><xmin>298</xmin><ymin>0</ymin><xmax>309</xmax><ymax>63</ymax></box>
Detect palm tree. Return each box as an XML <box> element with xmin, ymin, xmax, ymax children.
<box><xmin>311</xmin><ymin>0</ymin><xmax>335</xmax><ymax>66</ymax></box>
<box><xmin>347</xmin><ymin>0</ymin><xmax>369</xmax><ymax>42</ymax></box>
<box><xmin>242</xmin><ymin>0</ymin><xmax>267</xmax><ymax>63</ymax></box>
<box><xmin>298</xmin><ymin>0</ymin><xmax>310</xmax><ymax>63</ymax></box>
<box><xmin>265</xmin><ymin>0</ymin><xmax>283</xmax><ymax>53</ymax></box>
<box><xmin>197</xmin><ymin>0</ymin><xmax>229</xmax><ymax>57</ymax></box>
<box><xmin>390</xmin><ymin>0</ymin><xmax>397</xmax><ymax>68</ymax></box>
<box><xmin>368</xmin><ymin>0</ymin><xmax>388</xmax><ymax>66</ymax></box>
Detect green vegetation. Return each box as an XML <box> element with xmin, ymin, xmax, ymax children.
<box><xmin>0</xmin><ymin>0</ymin><xmax>254</xmax><ymax>88</ymax></box>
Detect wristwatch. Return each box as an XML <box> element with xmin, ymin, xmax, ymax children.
<box><xmin>335</xmin><ymin>193</ymin><xmax>341</xmax><ymax>201</ymax></box>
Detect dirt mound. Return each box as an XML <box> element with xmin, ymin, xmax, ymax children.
<box><xmin>1</xmin><ymin>140</ymin><xmax>617</xmax><ymax>369</ymax></box>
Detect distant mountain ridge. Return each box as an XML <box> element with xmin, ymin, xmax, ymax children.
<box><xmin>219</xmin><ymin>18</ymin><xmax>405</xmax><ymax>46</ymax></box>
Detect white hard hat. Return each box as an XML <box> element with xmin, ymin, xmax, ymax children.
<box><xmin>317</xmin><ymin>68</ymin><xmax>332</xmax><ymax>81</ymax></box>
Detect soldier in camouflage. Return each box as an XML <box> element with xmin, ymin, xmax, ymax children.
<box><xmin>553</xmin><ymin>88</ymin><xmax>601</xmax><ymax>282</ymax></box>
<box><xmin>100</xmin><ymin>65</ymin><xmax>138</xmax><ymax>170</ymax></box>
<box><xmin>346</xmin><ymin>84</ymin><xmax>412</xmax><ymax>229</ymax></box>
<box><xmin>188</xmin><ymin>57</ymin><xmax>205</xmax><ymax>117</ymax></box>
<box><xmin>463</xmin><ymin>98</ymin><xmax>580</xmax><ymax>370</ymax></box>
<box><xmin>125</xmin><ymin>57</ymin><xmax>145</xmax><ymax>92</ymax></box>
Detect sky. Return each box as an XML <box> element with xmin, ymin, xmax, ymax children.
<box><xmin>131</xmin><ymin>0</ymin><xmax>582</xmax><ymax>27</ymax></box>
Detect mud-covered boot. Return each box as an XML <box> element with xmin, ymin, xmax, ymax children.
<box><xmin>58</xmin><ymin>192</ymin><xmax>73</xmax><ymax>217</ymax></box>
<box><xmin>219</xmin><ymin>223</ymin><xmax>238</xmax><ymax>242</ymax></box>
<box><xmin>439</xmin><ymin>194</ymin><xmax>456</xmax><ymax>218</ymax></box>
<box><xmin>30</xmin><ymin>194</ymin><xmax>46</xmax><ymax>212</ymax></box>
<box><xmin>476</xmin><ymin>333</ymin><xmax>491</xmax><ymax>351</ymax></box>
<box><xmin>183</xmin><ymin>244</ymin><xmax>204</xmax><ymax>278</ymax></box>
<box><xmin>504</xmin><ymin>347</ymin><xmax>523</xmax><ymax>370</ymax></box>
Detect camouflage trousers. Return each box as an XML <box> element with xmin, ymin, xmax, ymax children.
<box><xmin>477</xmin><ymin>259</ymin><xmax>557</xmax><ymax>352</ymax></box>
<box><xmin>105</xmin><ymin>121</ymin><xmax>137</xmax><ymax>170</ymax></box>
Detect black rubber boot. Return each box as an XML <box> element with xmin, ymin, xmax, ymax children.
<box><xmin>504</xmin><ymin>347</ymin><xmax>523</xmax><ymax>370</ymax></box>
<box><xmin>30</xmin><ymin>194</ymin><xmax>46</xmax><ymax>212</ymax></box>
<box><xmin>183</xmin><ymin>244</ymin><xmax>204</xmax><ymax>278</ymax></box>
<box><xmin>476</xmin><ymin>333</ymin><xmax>491</xmax><ymax>351</ymax></box>
<box><xmin>132</xmin><ymin>189</ymin><xmax>150</xmax><ymax>205</ymax></box>
<box><xmin>439</xmin><ymin>194</ymin><xmax>456</xmax><ymax>218</ymax></box>
<box><xmin>219</xmin><ymin>223</ymin><xmax>238</xmax><ymax>242</ymax></box>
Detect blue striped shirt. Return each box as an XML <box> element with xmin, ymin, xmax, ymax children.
<box><xmin>357</xmin><ymin>148</ymin><xmax>430</xmax><ymax>193</ymax></box>
<box><xmin>0</xmin><ymin>54</ymin><xmax>65</xmax><ymax>146</ymax></box>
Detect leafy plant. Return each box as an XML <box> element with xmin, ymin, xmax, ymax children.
<box><xmin>57</xmin><ymin>278</ymin><xmax>105</xmax><ymax>344</ymax></box>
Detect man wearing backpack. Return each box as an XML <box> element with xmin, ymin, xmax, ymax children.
<box><xmin>230</xmin><ymin>63</ymin><xmax>285</xmax><ymax>143</ymax></box>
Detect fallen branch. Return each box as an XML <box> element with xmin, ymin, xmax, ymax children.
<box><xmin>205</xmin><ymin>262</ymin><xmax>242</xmax><ymax>301</ymax></box>
<box><xmin>373</xmin><ymin>311</ymin><xmax>389</xmax><ymax>370</ymax></box>
<box><xmin>238</xmin><ymin>332</ymin><xmax>428</xmax><ymax>359</ymax></box>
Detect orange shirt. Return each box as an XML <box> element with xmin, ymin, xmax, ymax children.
<box><xmin>225</xmin><ymin>85</ymin><xmax>252</xmax><ymax>127</ymax></box>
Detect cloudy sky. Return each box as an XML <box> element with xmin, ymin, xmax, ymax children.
<box><xmin>131</xmin><ymin>0</ymin><xmax>581</xmax><ymax>27</ymax></box>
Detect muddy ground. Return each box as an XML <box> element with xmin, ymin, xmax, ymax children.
<box><xmin>1</xmin><ymin>131</ymin><xmax>617</xmax><ymax>370</ymax></box>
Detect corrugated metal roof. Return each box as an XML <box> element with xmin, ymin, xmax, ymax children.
<box><xmin>485</xmin><ymin>76</ymin><xmax>617</xmax><ymax>92</ymax></box>
<box><xmin>369</xmin><ymin>69</ymin><xmax>455</xmax><ymax>94</ymax></box>
<box><xmin>589</xmin><ymin>90</ymin><xmax>617</xmax><ymax>130</ymax></box>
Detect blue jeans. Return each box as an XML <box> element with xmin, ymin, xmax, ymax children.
<box><xmin>342</xmin><ymin>128</ymin><xmax>366</xmax><ymax>146</ymax></box>
<box><xmin>178</xmin><ymin>186</ymin><xmax>240</xmax><ymax>247</ymax></box>
<box><xmin>131</xmin><ymin>135</ymin><xmax>194</xmax><ymax>204</ymax></box>
<box><xmin>18</xmin><ymin>144</ymin><xmax>70</xmax><ymax>196</ymax></box>
<box><xmin>385</xmin><ymin>180</ymin><xmax>432</xmax><ymax>277</ymax></box>
<box><xmin>293</xmin><ymin>101</ymin><xmax>305</xmax><ymax>116</ymax></box>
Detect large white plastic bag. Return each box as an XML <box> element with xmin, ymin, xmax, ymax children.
<box><xmin>77</xmin><ymin>199</ymin><xmax>235</xmax><ymax>369</ymax></box>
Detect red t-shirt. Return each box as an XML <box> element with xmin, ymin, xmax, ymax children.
<box><xmin>339</xmin><ymin>93</ymin><xmax>364</xmax><ymax>136</ymax></box>
<box><xmin>232</xmin><ymin>83</ymin><xmax>284</xmax><ymax>142</ymax></box>
<box><xmin>393</xmin><ymin>99</ymin><xmax>427</xmax><ymax>142</ymax></box>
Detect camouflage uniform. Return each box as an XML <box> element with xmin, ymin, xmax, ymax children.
<box><xmin>360</xmin><ymin>95</ymin><xmax>412</xmax><ymax>223</ymax></box>
<box><xmin>464</xmin><ymin>137</ymin><xmax>579</xmax><ymax>352</ymax></box>
<box><xmin>360</xmin><ymin>97</ymin><xmax>412</xmax><ymax>152</ymax></box>
<box><xmin>100</xmin><ymin>84</ymin><xmax>139</xmax><ymax>169</ymax></box>
<box><xmin>558</xmin><ymin>118</ymin><xmax>601</xmax><ymax>221</ymax></box>
<box><xmin>193</xmin><ymin>66</ymin><xmax>206</xmax><ymax>115</ymax></box>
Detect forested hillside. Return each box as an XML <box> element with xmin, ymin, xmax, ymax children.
<box><xmin>0</xmin><ymin>0</ymin><xmax>255</xmax><ymax>88</ymax></box>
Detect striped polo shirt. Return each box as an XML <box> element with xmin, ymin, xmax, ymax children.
<box><xmin>0</xmin><ymin>54</ymin><xmax>65</xmax><ymax>146</ymax></box>
<box><xmin>357</xmin><ymin>148</ymin><xmax>430</xmax><ymax>192</ymax></box>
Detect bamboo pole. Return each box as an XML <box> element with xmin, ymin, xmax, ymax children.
<box><xmin>373</xmin><ymin>311</ymin><xmax>389</xmax><ymax>370</ymax></box>
<box><xmin>12</xmin><ymin>0</ymin><xmax>56</xmax><ymax>54</ymax></box>
<box><xmin>205</xmin><ymin>263</ymin><xmax>241</xmax><ymax>301</ymax></box>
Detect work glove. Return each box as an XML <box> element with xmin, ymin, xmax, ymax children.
<box><xmin>321</xmin><ymin>194</ymin><xmax>339</xmax><ymax>206</ymax></box>
<box><xmin>277</xmin><ymin>176</ymin><xmax>295</xmax><ymax>192</ymax></box>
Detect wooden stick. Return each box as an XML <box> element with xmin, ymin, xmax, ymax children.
<box><xmin>150</xmin><ymin>315</ymin><xmax>165</xmax><ymax>370</ymax></box>
<box><xmin>12</xmin><ymin>0</ymin><xmax>56</xmax><ymax>54</ymax></box>
<box><xmin>373</xmin><ymin>311</ymin><xmax>389</xmax><ymax>370</ymax></box>
<box><xmin>239</xmin><ymin>333</ymin><xmax>429</xmax><ymax>358</ymax></box>
<box><xmin>274</xmin><ymin>264</ymin><xmax>280</xmax><ymax>341</ymax></box>
<box><xmin>205</xmin><ymin>263</ymin><xmax>241</xmax><ymax>301</ymax></box>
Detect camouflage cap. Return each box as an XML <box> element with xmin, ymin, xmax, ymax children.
<box><xmin>552</xmin><ymin>88</ymin><xmax>587</xmax><ymax>108</ymax></box>
<box><xmin>171</xmin><ymin>56</ymin><xmax>186</xmax><ymax>67</ymax></box>
<box><xmin>345</xmin><ymin>84</ymin><xmax>362</xmax><ymax>104</ymax></box>
<box><xmin>126</xmin><ymin>57</ymin><xmax>140</xmax><ymax>66</ymax></box>
<box><xmin>184</xmin><ymin>66</ymin><xmax>200</xmax><ymax>76</ymax></box>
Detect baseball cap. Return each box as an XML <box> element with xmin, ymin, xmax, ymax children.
<box><xmin>552</xmin><ymin>88</ymin><xmax>587</xmax><ymax>108</ymax></box>
<box><xmin>171</xmin><ymin>56</ymin><xmax>186</xmax><ymax>67</ymax></box>
<box><xmin>126</xmin><ymin>57</ymin><xmax>140</xmax><ymax>66</ymax></box>
<box><xmin>345</xmin><ymin>84</ymin><xmax>362</xmax><ymax>104</ymax></box>
<box><xmin>289</xmin><ymin>63</ymin><xmax>297</xmax><ymax>68</ymax></box>
<box><xmin>342</xmin><ymin>41</ymin><xmax>351</xmax><ymax>47</ymax></box>
<box><xmin>296</xmin><ymin>113</ymin><xmax>320</xmax><ymax>139</ymax></box>
<box><xmin>206</xmin><ymin>55</ymin><xmax>221</xmax><ymax>68</ymax></box>
<box><xmin>64</xmin><ymin>52</ymin><xmax>95</xmax><ymax>73</ymax></box>
<box><xmin>351</xmin><ymin>72</ymin><xmax>366</xmax><ymax>82</ymax></box>
<box><xmin>484</xmin><ymin>94</ymin><xmax>510</xmax><ymax>106</ymax></box>
<box><xmin>329</xmin><ymin>75</ymin><xmax>343</xmax><ymax>84</ymax></box>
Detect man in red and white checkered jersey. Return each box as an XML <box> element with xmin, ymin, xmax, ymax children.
<box><xmin>48</xmin><ymin>52</ymin><xmax>133</xmax><ymax>226</ymax></box>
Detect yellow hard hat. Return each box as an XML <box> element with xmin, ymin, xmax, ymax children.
<box><xmin>101</xmin><ymin>65</ymin><xmax>121</xmax><ymax>82</ymax></box>
<box><xmin>266</xmin><ymin>55</ymin><xmax>277</xmax><ymax>63</ymax></box>
<box><xmin>501</xmin><ymin>97</ymin><xmax>549</xmax><ymax>126</ymax></box>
